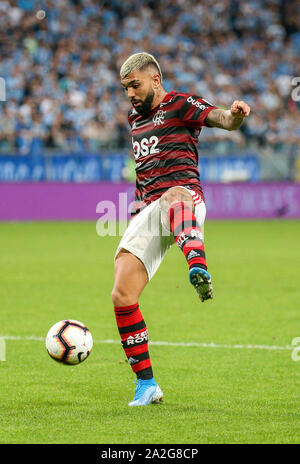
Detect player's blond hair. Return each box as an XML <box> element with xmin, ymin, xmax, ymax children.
<box><xmin>120</xmin><ymin>52</ymin><xmax>163</xmax><ymax>82</ymax></box>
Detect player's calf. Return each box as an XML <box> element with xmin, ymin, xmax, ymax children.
<box><xmin>112</xmin><ymin>250</ymin><xmax>156</xmax><ymax>390</ymax></box>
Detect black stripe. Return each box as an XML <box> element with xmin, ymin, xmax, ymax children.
<box><xmin>118</xmin><ymin>319</ymin><xmax>146</xmax><ymax>335</ymax></box>
<box><xmin>179</xmin><ymin>96</ymin><xmax>213</xmax><ymax>121</ymax></box>
<box><xmin>136</xmin><ymin>366</ymin><xmax>153</xmax><ymax>379</ymax></box>
<box><xmin>136</xmin><ymin>157</ymin><xmax>197</xmax><ymax>174</ymax></box>
<box><xmin>141</xmin><ymin>182</ymin><xmax>203</xmax><ymax>201</ymax></box>
<box><xmin>157</xmin><ymin>142</ymin><xmax>197</xmax><ymax>152</ymax></box>
<box><xmin>173</xmin><ymin>219</ymin><xmax>198</xmax><ymax>238</ymax></box>
<box><xmin>142</xmin><ymin>186</ymin><xmax>170</xmax><ymax>198</ymax></box>
<box><xmin>140</xmin><ymin>171</ymin><xmax>199</xmax><ymax>190</ymax></box>
<box><xmin>122</xmin><ymin>337</ymin><xmax>148</xmax><ymax>349</ymax></box>
<box><xmin>176</xmin><ymin>235</ymin><xmax>205</xmax><ymax>251</ymax></box>
<box><xmin>115</xmin><ymin>309</ymin><xmax>138</xmax><ymax>316</ymax></box>
<box><xmin>68</xmin><ymin>321</ymin><xmax>88</xmax><ymax>331</ymax></box>
<box><xmin>190</xmin><ymin>107</ymin><xmax>205</xmax><ymax>121</ymax></box>
<box><xmin>133</xmin><ymin>112</ymin><xmax>186</xmax><ymax>130</ymax></box>
<box><xmin>57</xmin><ymin>322</ymin><xmax>75</xmax><ymax>361</ymax></box>
<box><xmin>128</xmin><ymin>350</ymin><xmax>150</xmax><ymax>363</ymax></box>
<box><xmin>186</xmin><ymin>248</ymin><xmax>206</xmax><ymax>258</ymax></box>
<box><xmin>178</xmin><ymin>99</ymin><xmax>196</xmax><ymax>121</ymax></box>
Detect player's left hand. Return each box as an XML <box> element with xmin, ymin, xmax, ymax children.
<box><xmin>230</xmin><ymin>100</ymin><xmax>251</xmax><ymax>118</ymax></box>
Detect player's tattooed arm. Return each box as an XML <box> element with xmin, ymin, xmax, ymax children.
<box><xmin>206</xmin><ymin>100</ymin><xmax>251</xmax><ymax>131</ymax></box>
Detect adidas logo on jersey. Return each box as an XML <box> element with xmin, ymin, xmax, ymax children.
<box><xmin>128</xmin><ymin>357</ymin><xmax>139</xmax><ymax>365</ymax></box>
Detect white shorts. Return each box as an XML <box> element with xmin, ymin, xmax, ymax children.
<box><xmin>115</xmin><ymin>187</ymin><xmax>206</xmax><ymax>280</ymax></box>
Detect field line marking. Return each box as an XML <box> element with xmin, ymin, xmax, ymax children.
<box><xmin>0</xmin><ymin>335</ymin><xmax>292</xmax><ymax>351</ymax></box>
<box><xmin>0</xmin><ymin>337</ymin><xmax>6</xmax><ymax>361</ymax></box>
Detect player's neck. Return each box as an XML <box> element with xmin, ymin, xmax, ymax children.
<box><xmin>151</xmin><ymin>88</ymin><xmax>167</xmax><ymax>111</ymax></box>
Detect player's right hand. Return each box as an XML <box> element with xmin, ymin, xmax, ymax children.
<box><xmin>230</xmin><ymin>100</ymin><xmax>251</xmax><ymax>118</ymax></box>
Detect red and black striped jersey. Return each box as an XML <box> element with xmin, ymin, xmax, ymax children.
<box><xmin>128</xmin><ymin>90</ymin><xmax>217</xmax><ymax>213</ymax></box>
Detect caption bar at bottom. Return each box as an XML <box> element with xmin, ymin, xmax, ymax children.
<box><xmin>99</xmin><ymin>447</ymin><xmax>198</xmax><ymax>460</ymax></box>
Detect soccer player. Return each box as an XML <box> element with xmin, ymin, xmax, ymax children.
<box><xmin>112</xmin><ymin>52</ymin><xmax>250</xmax><ymax>406</ymax></box>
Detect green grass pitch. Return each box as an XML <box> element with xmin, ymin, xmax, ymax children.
<box><xmin>0</xmin><ymin>219</ymin><xmax>299</xmax><ymax>444</ymax></box>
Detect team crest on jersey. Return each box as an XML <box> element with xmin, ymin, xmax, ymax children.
<box><xmin>153</xmin><ymin>110</ymin><xmax>166</xmax><ymax>126</ymax></box>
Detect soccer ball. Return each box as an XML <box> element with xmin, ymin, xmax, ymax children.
<box><xmin>45</xmin><ymin>320</ymin><xmax>93</xmax><ymax>365</ymax></box>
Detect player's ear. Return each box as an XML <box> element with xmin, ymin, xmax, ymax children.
<box><xmin>152</xmin><ymin>73</ymin><xmax>161</xmax><ymax>90</ymax></box>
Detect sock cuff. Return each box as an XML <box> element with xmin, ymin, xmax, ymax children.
<box><xmin>114</xmin><ymin>302</ymin><xmax>139</xmax><ymax>313</ymax></box>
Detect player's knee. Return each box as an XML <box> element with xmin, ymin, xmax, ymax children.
<box><xmin>111</xmin><ymin>287</ymin><xmax>132</xmax><ymax>308</ymax></box>
<box><xmin>111</xmin><ymin>287</ymin><xmax>123</xmax><ymax>307</ymax></box>
<box><xmin>160</xmin><ymin>187</ymin><xmax>193</xmax><ymax>212</ymax></box>
<box><xmin>159</xmin><ymin>187</ymin><xmax>194</xmax><ymax>231</ymax></box>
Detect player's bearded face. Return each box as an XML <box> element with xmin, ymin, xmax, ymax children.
<box><xmin>131</xmin><ymin>87</ymin><xmax>155</xmax><ymax>117</ymax></box>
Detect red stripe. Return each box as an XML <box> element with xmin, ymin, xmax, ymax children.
<box><xmin>115</xmin><ymin>312</ymin><xmax>143</xmax><ymax>328</ymax></box>
<box><xmin>133</xmin><ymin>117</ymin><xmax>184</xmax><ymax>135</ymax></box>
<box><xmin>132</xmin><ymin>358</ymin><xmax>152</xmax><ymax>373</ymax></box>
<box><xmin>114</xmin><ymin>304</ymin><xmax>144</xmax><ymax>329</ymax></box>
<box><xmin>170</xmin><ymin>204</ymin><xmax>195</xmax><ymax>231</ymax></box>
<box><xmin>124</xmin><ymin>344</ymin><xmax>149</xmax><ymax>357</ymax></box>
<box><xmin>164</xmin><ymin>96</ymin><xmax>189</xmax><ymax>112</ymax></box>
<box><xmin>173</xmin><ymin>207</ymin><xmax>194</xmax><ymax>219</ymax></box>
<box><xmin>137</xmin><ymin>165</ymin><xmax>199</xmax><ymax>182</ymax></box>
<box><xmin>114</xmin><ymin>303</ymin><xmax>139</xmax><ymax>312</ymax></box>
<box><xmin>169</xmin><ymin>201</ymin><xmax>192</xmax><ymax>213</ymax></box>
<box><xmin>136</xmin><ymin>150</ymin><xmax>198</xmax><ymax>166</ymax></box>
<box><xmin>182</xmin><ymin>104</ymin><xmax>199</xmax><ymax>122</ymax></box>
<box><xmin>158</xmin><ymin>133</ymin><xmax>197</xmax><ymax>144</ymax></box>
<box><xmin>115</xmin><ymin>310</ymin><xmax>137</xmax><ymax>316</ymax></box>
<box><xmin>188</xmin><ymin>257</ymin><xmax>207</xmax><ymax>267</ymax></box>
<box><xmin>182</xmin><ymin>240</ymin><xmax>205</xmax><ymax>254</ymax></box>
<box><xmin>137</xmin><ymin>184</ymin><xmax>205</xmax><ymax>205</ymax></box>
<box><xmin>172</xmin><ymin>214</ymin><xmax>194</xmax><ymax>232</ymax></box>
<box><xmin>141</xmin><ymin>178</ymin><xmax>200</xmax><ymax>195</ymax></box>
<box><xmin>185</xmin><ymin>106</ymin><xmax>217</xmax><ymax>128</ymax></box>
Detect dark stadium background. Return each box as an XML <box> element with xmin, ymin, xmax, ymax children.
<box><xmin>0</xmin><ymin>0</ymin><xmax>299</xmax><ymax>220</ymax></box>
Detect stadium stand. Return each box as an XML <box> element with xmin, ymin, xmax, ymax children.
<box><xmin>0</xmin><ymin>0</ymin><xmax>299</xmax><ymax>159</ymax></box>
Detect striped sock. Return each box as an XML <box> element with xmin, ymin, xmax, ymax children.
<box><xmin>114</xmin><ymin>303</ymin><xmax>153</xmax><ymax>379</ymax></box>
<box><xmin>169</xmin><ymin>201</ymin><xmax>207</xmax><ymax>270</ymax></box>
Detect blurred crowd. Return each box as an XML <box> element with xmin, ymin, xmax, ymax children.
<box><xmin>0</xmin><ymin>0</ymin><xmax>300</xmax><ymax>155</ymax></box>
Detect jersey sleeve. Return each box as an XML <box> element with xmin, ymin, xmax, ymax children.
<box><xmin>178</xmin><ymin>95</ymin><xmax>218</xmax><ymax>128</ymax></box>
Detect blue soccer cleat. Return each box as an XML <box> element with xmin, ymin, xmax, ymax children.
<box><xmin>189</xmin><ymin>267</ymin><xmax>213</xmax><ymax>302</ymax></box>
<box><xmin>128</xmin><ymin>378</ymin><xmax>163</xmax><ymax>407</ymax></box>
